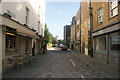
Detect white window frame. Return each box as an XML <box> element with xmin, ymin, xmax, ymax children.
<box><xmin>98</xmin><ymin>8</ymin><xmax>102</xmax><ymax>23</ymax></box>
<box><xmin>109</xmin><ymin>0</ymin><xmax>118</xmax><ymax>18</ymax></box>
<box><xmin>38</xmin><ymin>21</ymin><xmax>40</xmax><ymax>33</ymax></box>
<box><xmin>25</xmin><ymin>7</ymin><xmax>29</xmax><ymax>25</ymax></box>
<box><xmin>88</xmin><ymin>18</ymin><xmax>90</xmax><ymax>28</ymax></box>
<box><xmin>88</xmin><ymin>0</ymin><xmax>90</xmax><ymax>10</ymax></box>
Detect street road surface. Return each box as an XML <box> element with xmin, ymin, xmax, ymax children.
<box><xmin>3</xmin><ymin>48</ymin><xmax>117</xmax><ymax>78</ymax></box>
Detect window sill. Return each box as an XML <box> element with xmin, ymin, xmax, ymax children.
<box><xmin>109</xmin><ymin>14</ymin><xmax>118</xmax><ymax>20</ymax></box>
<box><xmin>98</xmin><ymin>21</ymin><xmax>103</xmax><ymax>26</ymax></box>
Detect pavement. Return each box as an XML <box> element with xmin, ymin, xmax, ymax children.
<box><xmin>2</xmin><ymin>48</ymin><xmax>119</xmax><ymax>78</ymax></box>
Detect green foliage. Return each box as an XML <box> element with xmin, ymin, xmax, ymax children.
<box><xmin>44</xmin><ymin>24</ymin><xmax>58</xmax><ymax>45</ymax></box>
<box><xmin>48</xmin><ymin>43</ymin><xmax>52</xmax><ymax>48</ymax></box>
<box><xmin>44</xmin><ymin>24</ymin><xmax>52</xmax><ymax>44</ymax></box>
<box><xmin>52</xmin><ymin>36</ymin><xmax>58</xmax><ymax>44</ymax></box>
<box><xmin>58</xmin><ymin>39</ymin><xmax>63</xmax><ymax>45</ymax></box>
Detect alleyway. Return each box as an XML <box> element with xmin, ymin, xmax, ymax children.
<box><xmin>3</xmin><ymin>48</ymin><xmax>118</xmax><ymax>78</ymax></box>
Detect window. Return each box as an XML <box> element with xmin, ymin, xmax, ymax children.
<box><xmin>95</xmin><ymin>35</ymin><xmax>106</xmax><ymax>53</ymax></box>
<box><xmin>98</xmin><ymin>8</ymin><xmax>102</xmax><ymax>23</ymax></box>
<box><xmin>41</xmin><ymin>28</ymin><xmax>43</xmax><ymax>35</ymax></box>
<box><xmin>109</xmin><ymin>32</ymin><xmax>120</xmax><ymax>51</ymax></box>
<box><xmin>38</xmin><ymin>6</ymin><xmax>40</xmax><ymax>17</ymax></box>
<box><xmin>6</xmin><ymin>34</ymin><xmax>15</xmax><ymax>49</ymax></box>
<box><xmin>38</xmin><ymin>21</ymin><xmax>40</xmax><ymax>33</ymax></box>
<box><xmin>109</xmin><ymin>0</ymin><xmax>118</xmax><ymax>18</ymax></box>
<box><xmin>88</xmin><ymin>18</ymin><xmax>90</xmax><ymax>28</ymax></box>
<box><xmin>6</xmin><ymin>33</ymin><xmax>16</xmax><ymax>56</ymax></box>
<box><xmin>25</xmin><ymin>7</ymin><xmax>29</xmax><ymax>24</ymax></box>
<box><xmin>88</xmin><ymin>0</ymin><xmax>90</xmax><ymax>10</ymax></box>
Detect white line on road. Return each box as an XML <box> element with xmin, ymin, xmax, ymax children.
<box><xmin>69</xmin><ymin>59</ymin><xmax>76</xmax><ymax>67</ymax></box>
<box><xmin>81</xmin><ymin>75</ymin><xmax>85</xmax><ymax>80</ymax></box>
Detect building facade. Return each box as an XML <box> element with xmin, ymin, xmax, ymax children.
<box><xmin>69</xmin><ymin>0</ymin><xmax>120</xmax><ymax>68</ymax></box>
<box><xmin>0</xmin><ymin>0</ymin><xmax>45</xmax><ymax>67</ymax></box>
<box><xmin>64</xmin><ymin>25</ymin><xmax>71</xmax><ymax>48</ymax></box>
<box><xmin>91</xmin><ymin>1</ymin><xmax>120</xmax><ymax>66</ymax></box>
<box><xmin>75</xmin><ymin>8</ymin><xmax>81</xmax><ymax>52</ymax></box>
<box><xmin>80</xmin><ymin>1</ymin><xmax>90</xmax><ymax>55</ymax></box>
<box><xmin>70</xmin><ymin>16</ymin><xmax>76</xmax><ymax>50</ymax></box>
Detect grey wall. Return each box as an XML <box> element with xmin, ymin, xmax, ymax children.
<box><xmin>0</xmin><ymin>26</ymin><xmax>2</xmax><ymax>79</ymax></box>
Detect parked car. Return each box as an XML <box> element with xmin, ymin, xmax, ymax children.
<box><xmin>59</xmin><ymin>44</ymin><xmax>64</xmax><ymax>48</ymax></box>
<box><xmin>61</xmin><ymin>46</ymin><xmax>68</xmax><ymax>51</ymax></box>
<box><xmin>52</xmin><ymin>45</ymin><xmax>56</xmax><ymax>47</ymax></box>
<box><xmin>52</xmin><ymin>44</ymin><xmax>56</xmax><ymax>47</ymax></box>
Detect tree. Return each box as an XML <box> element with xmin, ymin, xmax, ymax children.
<box><xmin>52</xmin><ymin>36</ymin><xmax>58</xmax><ymax>44</ymax></box>
<box><xmin>58</xmin><ymin>39</ymin><xmax>63</xmax><ymax>45</ymax></box>
<box><xmin>44</xmin><ymin>24</ymin><xmax>61</xmax><ymax>45</ymax></box>
<box><xmin>66</xmin><ymin>37</ymin><xmax>71</xmax><ymax>48</ymax></box>
<box><xmin>44</xmin><ymin>24</ymin><xmax>53</xmax><ymax>44</ymax></box>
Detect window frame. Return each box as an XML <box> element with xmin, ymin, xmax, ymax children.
<box><xmin>98</xmin><ymin>8</ymin><xmax>102</xmax><ymax>23</ymax></box>
<box><xmin>25</xmin><ymin>7</ymin><xmax>29</xmax><ymax>25</ymax></box>
<box><xmin>109</xmin><ymin>0</ymin><xmax>118</xmax><ymax>18</ymax></box>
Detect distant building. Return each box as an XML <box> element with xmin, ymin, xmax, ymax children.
<box><xmin>64</xmin><ymin>25</ymin><xmax>71</xmax><ymax>47</ymax></box>
<box><xmin>75</xmin><ymin>7</ymin><xmax>81</xmax><ymax>52</ymax></box>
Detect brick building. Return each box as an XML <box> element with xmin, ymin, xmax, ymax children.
<box><xmin>70</xmin><ymin>16</ymin><xmax>76</xmax><ymax>50</ymax></box>
<box><xmin>64</xmin><ymin>25</ymin><xmax>71</xmax><ymax>48</ymax></box>
<box><xmin>75</xmin><ymin>7</ymin><xmax>81</xmax><ymax>52</ymax></box>
<box><xmin>91</xmin><ymin>1</ymin><xmax>120</xmax><ymax>66</ymax></box>
<box><xmin>80</xmin><ymin>0</ymin><xmax>90</xmax><ymax>55</ymax></box>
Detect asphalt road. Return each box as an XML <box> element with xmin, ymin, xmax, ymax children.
<box><xmin>3</xmin><ymin>48</ymin><xmax>115</xmax><ymax>78</ymax></box>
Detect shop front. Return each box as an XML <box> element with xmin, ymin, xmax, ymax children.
<box><xmin>93</xmin><ymin>22</ymin><xmax>120</xmax><ymax>65</ymax></box>
<box><xmin>1</xmin><ymin>15</ymin><xmax>39</xmax><ymax>59</ymax></box>
<box><xmin>5</xmin><ymin>27</ymin><xmax>19</xmax><ymax>57</ymax></box>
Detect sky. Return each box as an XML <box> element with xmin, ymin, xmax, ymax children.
<box><xmin>45</xmin><ymin>2</ymin><xmax>80</xmax><ymax>40</ymax></box>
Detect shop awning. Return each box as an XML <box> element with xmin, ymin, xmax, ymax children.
<box><xmin>0</xmin><ymin>15</ymin><xmax>39</xmax><ymax>39</ymax></box>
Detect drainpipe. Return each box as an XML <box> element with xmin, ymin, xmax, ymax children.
<box><xmin>75</xmin><ymin>17</ymin><xmax>77</xmax><ymax>51</ymax></box>
<box><xmin>89</xmin><ymin>0</ymin><xmax>93</xmax><ymax>57</ymax></box>
<box><xmin>118</xmin><ymin>1</ymin><xmax>120</xmax><ymax>21</ymax></box>
<box><xmin>80</xmin><ymin>3</ymin><xmax>81</xmax><ymax>53</ymax></box>
<box><xmin>106</xmin><ymin>34</ymin><xmax>109</xmax><ymax>64</ymax></box>
<box><xmin>118</xmin><ymin>2</ymin><xmax>120</xmax><ymax>78</ymax></box>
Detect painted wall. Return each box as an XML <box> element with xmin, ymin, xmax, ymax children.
<box><xmin>1</xmin><ymin>0</ymin><xmax>45</xmax><ymax>36</ymax></box>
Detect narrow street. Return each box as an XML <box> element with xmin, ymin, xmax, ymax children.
<box><xmin>3</xmin><ymin>48</ymin><xmax>117</xmax><ymax>78</ymax></box>
<box><xmin>1</xmin><ymin>1</ymin><xmax>120</xmax><ymax>79</ymax></box>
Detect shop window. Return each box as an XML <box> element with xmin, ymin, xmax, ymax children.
<box><xmin>109</xmin><ymin>31</ymin><xmax>120</xmax><ymax>51</ymax></box>
<box><xmin>6</xmin><ymin>33</ymin><xmax>19</xmax><ymax>56</ymax></box>
<box><xmin>6</xmin><ymin>34</ymin><xmax>15</xmax><ymax>49</ymax></box>
<box><xmin>95</xmin><ymin>35</ymin><xmax>106</xmax><ymax>53</ymax></box>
